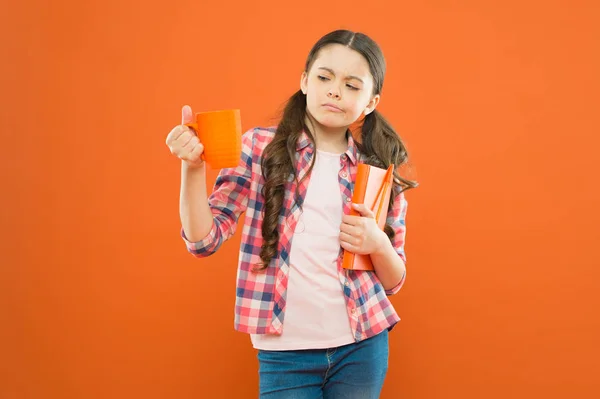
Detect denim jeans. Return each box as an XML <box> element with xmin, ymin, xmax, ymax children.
<box><xmin>257</xmin><ymin>330</ymin><xmax>389</xmax><ymax>398</ymax></box>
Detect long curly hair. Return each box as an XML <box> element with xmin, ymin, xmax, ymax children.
<box><xmin>258</xmin><ymin>29</ymin><xmax>418</xmax><ymax>270</ymax></box>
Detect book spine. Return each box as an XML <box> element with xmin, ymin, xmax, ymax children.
<box><xmin>349</xmin><ymin>164</ymin><xmax>370</xmax><ymax>217</ymax></box>
<box><xmin>343</xmin><ymin>164</ymin><xmax>369</xmax><ymax>270</ymax></box>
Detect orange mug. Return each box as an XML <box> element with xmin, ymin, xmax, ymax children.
<box><xmin>184</xmin><ymin>109</ymin><xmax>242</xmax><ymax>169</ymax></box>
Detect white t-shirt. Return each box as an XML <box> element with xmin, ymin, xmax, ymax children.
<box><xmin>251</xmin><ymin>149</ymin><xmax>355</xmax><ymax>350</ymax></box>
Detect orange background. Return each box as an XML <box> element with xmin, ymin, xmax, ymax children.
<box><xmin>2</xmin><ymin>0</ymin><xmax>599</xmax><ymax>398</ymax></box>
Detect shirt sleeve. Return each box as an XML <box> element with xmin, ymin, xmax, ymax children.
<box><xmin>181</xmin><ymin>128</ymin><xmax>254</xmax><ymax>257</ymax></box>
<box><xmin>384</xmin><ymin>189</ymin><xmax>408</xmax><ymax>296</ymax></box>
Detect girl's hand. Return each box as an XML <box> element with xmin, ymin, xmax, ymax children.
<box><xmin>339</xmin><ymin>203</ymin><xmax>388</xmax><ymax>255</ymax></box>
<box><xmin>165</xmin><ymin>105</ymin><xmax>205</xmax><ymax>168</ymax></box>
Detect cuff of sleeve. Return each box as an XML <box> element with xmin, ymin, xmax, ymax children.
<box><xmin>180</xmin><ymin>222</ymin><xmax>219</xmax><ymax>256</ymax></box>
<box><xmin>385</xmin><ymin>270</ymin><xmax>406</xmax><ymax>296</ymax></box>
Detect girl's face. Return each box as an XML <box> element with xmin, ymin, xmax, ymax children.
<box><xmin>301</xmin><ymin>44</ymin><xmax>380</xmax><ymax>131</ymax></box>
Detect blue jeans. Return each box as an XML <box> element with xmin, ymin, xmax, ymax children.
<box><xmin>257</xmin><ymin>330</ymin><xmax>389</xmax><ymax>398</ymax></box>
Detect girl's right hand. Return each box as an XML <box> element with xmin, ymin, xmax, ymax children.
<box><xmin>165</xmin><ymin>105</ymin><xmax>205</xmax><ymax>168</ymax></box>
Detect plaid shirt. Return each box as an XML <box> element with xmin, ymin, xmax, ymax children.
<box><xmin>182</xmin><ymin>127</ymin><xmax>408</xmax><ymax>342</ymax></box>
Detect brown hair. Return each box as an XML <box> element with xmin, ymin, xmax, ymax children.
<box><xmin>258</xmin><ymin>29</ymin><xmax>418</xmax><ymax>270</ymax></box>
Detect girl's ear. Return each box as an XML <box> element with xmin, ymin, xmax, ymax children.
<box><xmin>364</xmin><ymin>94</ymin><xmax>380</xmax><ymax>116</ymax></box>
<box><xmin>300</xmin><ymin>72</ymin><xmax>308</xmax><ymax>95</ymax></box>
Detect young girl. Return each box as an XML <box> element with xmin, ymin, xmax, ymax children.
<box><xmin>166</xmin><ymin>29</ymin><xmax>417</xmax><ymax>398</ymax></box>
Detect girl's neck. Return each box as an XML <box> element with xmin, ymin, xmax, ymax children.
<box><xmin>304</xmin><ymin>114</ymin><xmax>348</xmax><ymax>154</ymax></box>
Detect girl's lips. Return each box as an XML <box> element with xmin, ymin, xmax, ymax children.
<box><xmin>323</xmin><ymin>103</ymin><xmax>344</xmax><ymax>112</ymax></box>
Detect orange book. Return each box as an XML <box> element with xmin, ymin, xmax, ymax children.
<box><xmin>342</xmin><ymin>163</ymin><xmax>394</xmax><ymax>271</ymax></box>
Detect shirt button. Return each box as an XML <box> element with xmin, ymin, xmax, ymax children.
<box><xmin>351</xmin><ymin>308</ymin><xmax>356</xmax><ymax>315</ymax></box>
<box><xmin>346</xmin><ymin>196</ymin><xmax>352</xmax><ymax>202</ymax></box>
<box><xmin>340</xmin><ymin>172</ymin><xmax>348</xmax><ymax>178</ymax></box>
<box><xmin>341</xmin><ymin>154</ymin><xmax>347</xmax><ymax>160</ymax></box>
<box><xmin>344</xmin><ymin>281</ymin><xmax>350</xmax><ymax>287</ymax></box>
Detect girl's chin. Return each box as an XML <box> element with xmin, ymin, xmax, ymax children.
<box><xmin>314</xmin><ymin>115</ymin><xmax>348</xmax><ymax>130</ymax></box>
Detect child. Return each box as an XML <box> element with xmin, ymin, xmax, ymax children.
<box><xmin>166</xmin><ymin>29</ymin><xmax>417</xmax><ymax>398</ymax></box>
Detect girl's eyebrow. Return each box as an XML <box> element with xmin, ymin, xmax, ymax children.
<box><xmin>317</xmin><ymin>67</ymin><xmax>364</xmax><ymax>83</ymax></box>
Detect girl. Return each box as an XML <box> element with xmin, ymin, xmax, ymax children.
<box><xmin>166</xmin><ymin>29</ymin><xmax>417</xmax><ymax>399</ymax></box>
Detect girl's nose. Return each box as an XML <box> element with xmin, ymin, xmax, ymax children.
<box><xmin>327</xmin><ymin>90</ymin><xmax>341</xmax><ymax>99</ymax></box>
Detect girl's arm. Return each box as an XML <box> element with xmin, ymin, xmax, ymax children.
<box><xmin>369</xmin><ymin>229</ymin><xmax>407</xmax><ymax>293</ymax></box>
<box><xmin>180</xmin><ymin>129</ymin><xmax>254</xmax><ymax>257</ymax></box>
<box><xmin>372</xmin><ymin>190</ymin><xmax>408</xmax><ymax>294</ymax></box>
<box><xmin>341</xmin><ymin>191</ymin><xmax>408</xmax><ymax>294</ymax></box>
<box><xmin>179</xmin><ymin>162</ymin><xmax>213</xmax><ymax>242</ymax></box>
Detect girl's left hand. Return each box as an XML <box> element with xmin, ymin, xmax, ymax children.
<box><xmin>339</xmin><ymin>203</ymin><xmax>388</xmax><ymax>255</ymax></box>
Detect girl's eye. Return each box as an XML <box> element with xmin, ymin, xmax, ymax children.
<box><xmin>318</xmin><ymin>76</ymin><xmax>330</xmax><ymax>81</ymax></box>
<box><xmin>346</xmin><ymin>84</ymin><xmax>359</xmax><ymax>91</ymax></box>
